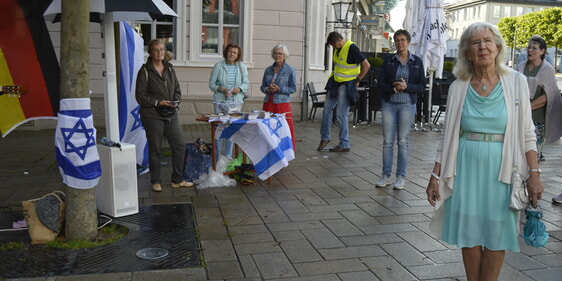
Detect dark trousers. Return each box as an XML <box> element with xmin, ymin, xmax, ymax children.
<box><xmin>141</xmin><ymin>117</ymin><xmax>185</xmax><ymax>184</ymax></box>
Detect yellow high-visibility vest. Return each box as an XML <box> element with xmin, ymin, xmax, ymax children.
<box><xmin>333</xmin><ymin>40</ymin><xmax>360</xmax><ymax>82</ymax></box>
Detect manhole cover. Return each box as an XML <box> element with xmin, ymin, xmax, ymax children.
<box><xmin>136</xmin><ymin>248</ymin><xmax>169</xmax><ymax>260</ymax></box>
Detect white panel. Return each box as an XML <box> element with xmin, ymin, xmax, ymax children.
<box><xmin>96</xmin><ymin>143</ymin><xmax>139</xmax><ymax>217</ymax></box>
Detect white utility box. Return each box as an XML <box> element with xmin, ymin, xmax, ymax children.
<box><xmin>96</xmin><ymin>143</ymin><xmax>139</xmax><ymax>217</ymax></box>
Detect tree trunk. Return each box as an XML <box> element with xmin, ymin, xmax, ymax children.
<box><xmin>60</xmin><ymin>0</ymin><xmax>98</xmax><ymax>241</ymax></box>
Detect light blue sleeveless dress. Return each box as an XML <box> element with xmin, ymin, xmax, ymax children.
<box><xmin>441</xmin><ymin>82</ymin><xmax>520</xmax><ymax>252</ymax></box>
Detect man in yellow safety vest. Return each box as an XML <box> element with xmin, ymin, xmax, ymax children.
<box><xmin>317</xmin><ymin>31</ymin><xmax>370</xmax><ymax>152</ymax></box>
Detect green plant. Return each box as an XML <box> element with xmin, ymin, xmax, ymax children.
<box><xmin>368</xmin><ymin>57</ymin><xmax>384</xmax><ymax>67</ymax></box>
<box><xmin>0</xmin><ymin>241</ymin><xmax>26</xmax><ymax>251</ymax></box>
<box><xmin>46</xmin><ymin>223</ymin><xmax>128</xmax><ymax>249</ymax></box>
<box><xmin>443</xmin><ymin>61</ymin><xmax>455</xmax><ymax>72</ymax></box>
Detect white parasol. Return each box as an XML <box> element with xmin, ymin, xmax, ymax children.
<box><xmin>402</xmin><ymin>0</ymin><xmax>425</xmax><ymax>35</ymax></box>
<box><xmin>408</xmin><ymin>0</ymin><xmax>449</xmax><ymax>129</ymax></box>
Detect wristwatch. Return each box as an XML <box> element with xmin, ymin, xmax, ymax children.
<box><xmin>529</xmin><ymin>168</ymin><xmax>541</xmax><ymax>173</ymax></box>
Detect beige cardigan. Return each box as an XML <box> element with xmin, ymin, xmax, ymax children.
<box><xmin>430</xmin><ymin>69</ymin><xmax>537</xmax><ymax>238</ymax></box>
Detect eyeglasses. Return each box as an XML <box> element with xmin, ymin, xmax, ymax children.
<box><xmin>150</xmin><ymin>48</ymin><xmax>165</xmax><ymax>53</ymax></box>
<box><xmin>470</xmin><ymin>39</ymin><xmax>495</xmax><ymax>47</ymax></box>
<box><xmin>273</xmin><ymin>52</ymin><xmax>284</xmax><ymax>55</ymax></box>
<box><xmin>527</xmin><ymin>46</ymin><xmax>541</xmax><ymax>51</ymax></box>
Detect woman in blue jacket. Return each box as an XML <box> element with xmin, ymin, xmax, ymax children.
<box><xmin>260</xmin><ymin>44</ymin><xmax>297</xmax><ymax>151</ymax></box>
<box><xmin>209</xmin><ymin>44</ymin><xmax>249</xmax><ymax>158</ymax></box>
<box><xmin>375</xmin><ymin>29</ymin><xmax>426</xmax><ymax>190</ymax></box>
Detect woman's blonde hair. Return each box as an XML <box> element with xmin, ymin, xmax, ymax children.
<box><xmin>454</xmin><ymin>22</ymin><xmax>509</xmax><ymax>80</ymax></box>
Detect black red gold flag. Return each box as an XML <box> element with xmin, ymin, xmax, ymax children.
<box><xmin>0</xmin><ymin>0</ymin><xmax>59</xmax><ymax>137</ymax></box>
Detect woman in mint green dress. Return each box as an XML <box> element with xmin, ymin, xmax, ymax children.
<box><xmin>425</xmin><ymin>23</ymin><xmax>544</xmax><ymax>281</ymax></box>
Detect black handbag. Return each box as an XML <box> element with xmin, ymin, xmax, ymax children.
<box><xmin>155</xmin><ymin>105</ymin><xmax>176</xmax><ymax>117</ymax></box>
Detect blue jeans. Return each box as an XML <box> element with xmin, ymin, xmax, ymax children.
<box><xmin>381</xmin><ymin>100</ymin><xmax>416</xmax><ymax>177</ymax></box>
<box><xmin>321</xmin><ymin>84</ymin><xmax>350</xmax><ymax>148</ymax></box>
<box><xmin>216</xmin><ymin>138</ymin><xmax>233</xmax><ymax>159</ymax></box>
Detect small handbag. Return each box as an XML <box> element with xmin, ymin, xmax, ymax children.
<box><xmin>21</xmin><ymin>191</ymin><xmax>66</xmax><ymax>244</ymax></box>
<box><xmin>155</xmin><ymin>105</ymin><xmax>176</xmax><ymax>117</ymax></box>
<box><xmin>509</xmin><ymin>171</ymin><xmax>529</xmax><ymax>210</ymax></box>
<box><xmin>508</xmin><ymin>97</ymin><xmax>530</xmax><ymax>211</ymax></box>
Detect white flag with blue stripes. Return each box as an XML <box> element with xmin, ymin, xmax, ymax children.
<box><xmin>55</xmin><ymin>98</ymin><xmax>101</xmax><ymax>189</ymax></box>
<box><xmin>118</xmin><ymin>21</ymin><xmax>148</xmax><ymax>167</ymax></box>
<box><xmin>216</xmin><ymin>117</ymin><xmax>294</xmax><ymax>180</ymax></box>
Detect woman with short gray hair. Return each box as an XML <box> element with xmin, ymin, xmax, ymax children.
<box><xmin>260</xmin><ymin>44</ymin><xmax>297</xmax><ymax>150</ymax></box>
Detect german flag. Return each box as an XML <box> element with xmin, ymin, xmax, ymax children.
<box><xmin>0</xmin><ymin>0</ymin><xmax>59</xmax><ymax>137</ymax></box>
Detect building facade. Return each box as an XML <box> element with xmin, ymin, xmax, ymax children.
<box><xmin>34</xmin><ymin>0</ymin><xmax>392</xmax><ymax>130</ymax></box>
<box><xmin>444</xmin><ymin>0</ymin><xmax>562</xmax><ymax>65</ymax></box>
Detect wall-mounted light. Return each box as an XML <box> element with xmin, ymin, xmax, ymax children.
<box><xmin>327</xmin><ymin>1</ymin><xmax>352</xmax><ymax>29</ymax></box>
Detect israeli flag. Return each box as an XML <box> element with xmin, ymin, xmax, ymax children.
<box><xmin>55</xmin><ymin>98</ymin><xmax>101</xmax><ymax>189</ymax></box>
<box><xmin>118</xmin><ymin>21</ymin><xmax>148</xmax><ymax>167</ymax></box>
<box><xmin>216</xmin><ymin>117</ymin><xmax>295</xmax><ymax>180</ymax></box>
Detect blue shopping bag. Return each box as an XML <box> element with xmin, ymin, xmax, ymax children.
<box><xmin>183</xmin><ymin>142</ymin><xmax>212</xmax><ymax>182</ymax></box>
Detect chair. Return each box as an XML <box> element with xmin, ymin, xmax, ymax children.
<box><xmin>307</xmin><ymin>82</ymin><xmax>327</xmax><ymax>120</ymax></box>
<box><xmin>432</xmin><ymin>81</ymin><xmax>450</xmax><ymax>125</ymax></box>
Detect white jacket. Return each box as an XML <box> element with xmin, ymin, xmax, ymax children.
<box><xmin>430</xmin><ymin>69</ymin><xmax>537</xmax><ymax>238</ymax></box>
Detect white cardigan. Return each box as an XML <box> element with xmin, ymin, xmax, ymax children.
<box><xmin>430</xmin><ymin>69</ymin><xmax>537</xmax><ymax>238</ymax></box>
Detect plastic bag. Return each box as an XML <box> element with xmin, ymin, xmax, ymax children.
<box><xmin>196</xmin><ymin>155</ymin><xmax>237</xmax><ymax>189</ymax></box>
<box><xmin>522</xmin><ymin>205</ymin><xmax>549</xmax><ymax>248</ymax></box>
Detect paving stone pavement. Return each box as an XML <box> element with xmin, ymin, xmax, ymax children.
<box><xmin>1</xmin><ymin>117</ymin><xmax>561</xmax><ymax>281</ymax></box>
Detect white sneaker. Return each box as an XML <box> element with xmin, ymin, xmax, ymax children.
<box><xmin>393</xmin><ymin>176</ymin><xmax>405</xmax><ymax>190</ymax></box>
<box><xmin>553</xmin><ymin>191</ymin><xmax>562</xmax><ymax>204</ymax></box>
<box><xmin>375</xmin><ymin>175</ymin><xmax>392</xmax><ymax>187</ymax></box>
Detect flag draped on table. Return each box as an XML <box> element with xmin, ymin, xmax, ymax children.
<box><xmin>216</xmin><ymin>118</ymin><xmax>294</xmax><ymax>180</ymax></box>
<box><xmin>0</xmin><ymin>0</ymin><xmax>60</xmax><ymax>137</ymax></box>
<box><xmin>55</xmin><ymin>98</ymin><xmax>101</xmax><ymax>189</ymax></box>
<box><xmin>118</xmin><ymin>21</ymin><xmax>148</xmax><ymax>167</ymax></box>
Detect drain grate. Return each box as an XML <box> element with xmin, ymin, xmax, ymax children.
<box><xmin>0</xmin><ymin>204</ymin><xmax>200</xmax><ymax>279</ymax></box>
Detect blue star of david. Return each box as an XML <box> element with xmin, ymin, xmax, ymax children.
<box><xmin>130</xmin><ymin>105</ymin><xmax>143</xmax><ymax>132</ymax></box>
<box><xmin>61</xmin><ymin>118</ymin><xmax>96</xmax><ymax>160</ymax></box>
<box><xmin>262</xmin><ymin>119</ymin><xmax>282</xmax><ymax>138</ymax></box>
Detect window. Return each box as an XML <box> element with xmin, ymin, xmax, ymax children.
<box><xmin>493</xmin><ymin>6</ymin><xmax>501</xmax><ymax>18</ymax></box>
<box><xmin>504</xmin><ymin>6</ymin><xmax>511</xmax><ymax>17</ymax></box>
<box><xmin>516</xmin><ymin>7</ymin><xmax>523</xmax><ymax>16</ymax></box>
<box><xmin>201</xmin><ymin>0</ymin><xmax>241</xmax><ymax>54</ymax></box>
<box><xmin>132</xmin><ymin>0</ymin><xmax>176</xmax><ymax>54</ymax></box>
<box><xmin>190</xmin><ymin>0</ymin><xmax>253</xmax><ymax>66</ymax></box>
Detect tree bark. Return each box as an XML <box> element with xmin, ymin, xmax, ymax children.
<box><xmin>60</xmin><ymin>0</ymin><xmax>98</xmax><ymax>241</ymax></box>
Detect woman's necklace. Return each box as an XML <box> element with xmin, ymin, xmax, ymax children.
<box><xmin>481</xmin><ymin>80</ymin><xmax>488</xmax><ymax>92</ymax></box>
<box><xmin>474</xmin><ymin>75</ymin><xmax>496</xmax><ymax>92</ymax></box>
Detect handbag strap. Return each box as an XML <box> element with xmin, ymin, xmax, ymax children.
<box><xmin>513</xmin><ymin>94</ymin><xmax>520</xmax><ymax>172</ymax></box>
<box><xmin>28</xmin><ymin>191</ymin><xmax>65</xmax><ymax>204</ymax></box>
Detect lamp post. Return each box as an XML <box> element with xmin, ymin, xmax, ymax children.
<box><xmin>328</xmin><ymin>1</ymin><xmax>352</xmax><ymax>29</ymax></box>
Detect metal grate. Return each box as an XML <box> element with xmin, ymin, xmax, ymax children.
<box><xmin>0</xmin><ymin>204</ymin><xmax>200</xmax><ymax>279</ymax></box>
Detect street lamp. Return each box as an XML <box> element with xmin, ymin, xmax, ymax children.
<box><xmin>328</xmin><ymin>1</ymin><xmax>352</xmax><ymax>29</ymax></box>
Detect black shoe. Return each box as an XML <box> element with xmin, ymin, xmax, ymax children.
<box><xmin>317</xmin><ymin>140</ymin><xmax>330</xmax><ymax>151</ymax></box>
<box><xmin>329</xmin><ymin>146</ymin><xmax>350</xmax><ymax>152</ymax></box>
